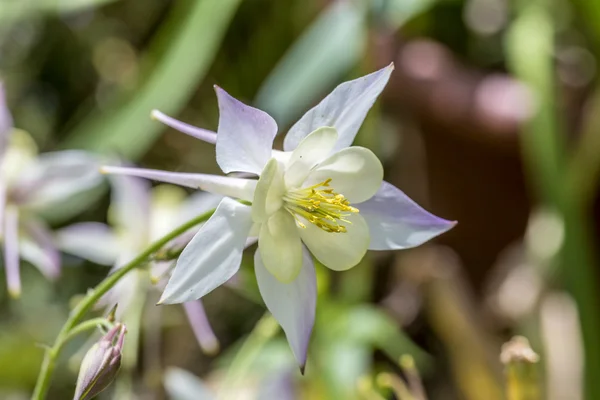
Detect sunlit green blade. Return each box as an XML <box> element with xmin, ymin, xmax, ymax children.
<box><xmin>62</xmin><ymin>0</ymin><xmax>241</xmax><ymax>159</ymax></box>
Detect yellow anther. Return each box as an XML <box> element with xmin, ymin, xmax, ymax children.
<box><xmin>283</xmin><ymin>179</ymin><xmax>358</xmax><ymax>233</ymax></box>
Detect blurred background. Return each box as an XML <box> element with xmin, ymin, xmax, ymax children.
<box><xmin>1</xmin><ymin>0</ymin><xmax>599</xmax><ymax>398</ymax></box>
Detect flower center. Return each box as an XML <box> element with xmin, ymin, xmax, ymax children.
<box><xmin>282</xmin><ymin>179</ymin><xmax>358</xmax><ymax>233</ymax></box>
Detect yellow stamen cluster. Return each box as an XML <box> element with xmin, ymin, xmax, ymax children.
<box><xmin>283</xmin><ymin>179</ymin><xmax>358</xmax><ymax>233</ymax></box>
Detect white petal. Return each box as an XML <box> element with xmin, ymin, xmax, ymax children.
<box><xmin>251</xmin><ymin>158</ymin><xmax>285</xmax><ymax>223</ymax></box>
<box><xmin>0</xmin><ymin>129</ymin><xmax>37</xmax><ymax>186</ymax></box>
<box><xmin>55</xmin><ymin>222</ymin><xmax>120</xmax><ymax>265</ymax></box>
<box><xmin>151</xmin><ymin>110</ymin><xmax>217</xmax><ymax>144</ymax></box>
<box><xmin>16</xmin><ymin>151</ymin><xmax>102</xmax><ymax>210</ymax></box>
<box><xmin>357</xmin><ymin>181</ymin><xmax>456</xmax><ymax>250</ymax></box>
<box><xmin>159</xmin><ymin>198</ymin><xmax>253</xmax><ymax>304</ymax></box>
<box><xmin>0</xmin><ymin>82</ymin><xmax>13</xmax><ymax>158</ymax></box>
<box><xmin>258</xmin><ymin>210</ymin><xmax>303</xmax><ymax>283</ymax></box>
<box><xmin>20</xmin><ymin>218</ymin><xmax>60</xmax><ymax>280</ymax></box>
<box><xmin>254</xmin><ymin>247</ymin><xmax>316</xmax><ymax>370</ymax></box>
<box><xmin>284</xmin><ymin>126</ymin><xmax>338</xmax><ymax>188</ymax></box>
<box><xmin>299</xmin><ymin>212</ymin><xmax>369</xmax><ymax>271</ymax></box>
<box><xmin>303</xmin><ymin>146</ymin><xmax>383</xmax><ymax>203</ymax></box>
<box><xmin>100</xmin><ymin>166</ymin><xmax>257</xmax><ymax>201</ymax></box>
<box><xmin>164</xmin><ymin>368</ymin><xmax>217</xmax><ymax>400</ymax></box>
<box><xmin>215</xmin><ymin>87</ymin><xmax>277</xmax><ymax>174</ymax></box>
<box><xmin>108</xmin><ymin>174</ymin><xmax>151</xmax><ymax>245</ymax></box>
<box><xmin>284</xmin><ymin>64</ymin><xmax>393</xmax><ymax>152</ymax></box>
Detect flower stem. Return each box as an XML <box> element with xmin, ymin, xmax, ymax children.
<box><xmin>62</xmin><ymin>318</ymin><xmax>113</xmax><ymax>345</ymax></box>
<box><xmin>31</xmin><ymin>209</ymin><xmax>215</xmax><ymax>400</ymax></box>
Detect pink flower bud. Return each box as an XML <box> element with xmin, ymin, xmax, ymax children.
<box><xmin>73</xmin><ymin>323</ymin><xmax>126</xmax><ymax>400</ymax></box>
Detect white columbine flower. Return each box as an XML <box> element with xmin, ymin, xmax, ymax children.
<box><xmin>101</xmin><ymin>64</ymin><xmax>455</xmax><ymax>369</ymax></box>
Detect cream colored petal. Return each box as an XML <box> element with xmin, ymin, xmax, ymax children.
<box><xmin>258</xmin><ymin>210</ymin><xmax>303</xmax><ymax>282</ymax></box>
<box><xmin>299</xmin><ymin>212</ymin><xmax>369</xmax><ymax>271</ymax></box>
<box><xmin>284</xmin><ymin>127</ymin><xmax>338</xmax><ymax>188</ymax></box>
<box><xmin>251</xmin><ymin>158</ymin><xmax>285</xmax><ymax>223</ymax></box>
<box><xmin>303</xmin><ymin>146</ymin><xmax>383</xmax><ymax>203</ymax></box>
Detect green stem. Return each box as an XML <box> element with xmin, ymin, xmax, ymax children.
<box><xmin>31</xmin><ymin>209</ymin><xmax>215</xmax><ymax>400</ymax></box>
<box><xmin>62</xmin><ymin>318</ymin><xmax>114</xmax><ymax>345</ymax></box>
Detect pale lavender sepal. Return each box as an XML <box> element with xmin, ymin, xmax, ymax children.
<box><xmin>109</xmin><ymin>174</ymin><xmax>151</xmax><ymax>243</ymax></box>
<box><xmin>15</xmin><ymin>151</ymin><xmax>102</xmax><ymax>210</ymax></box>
<box><xmin>254</xmin><ymin>246</ymin><xmax>316</xmax><ymax>371</ymax></box>
<box><xmin>151</xmin><ymin>110</ymin><xmax>217</xmax><ymax>145</ymax></box>
<box><xmin>283</xmin><ymin>63</ymin><xmax>394</xmax><ymax>152</ymax></box>
<box><xmin>158</xmin><ymin>198</ymin><xmax>254</xmax><ymax>304</ymax></box>
<box><xmin>100</xmin><ymin>166</ymin><xmax>257</xmax><ymax>202</ymax></box>
<box><xmin>55</xmin><ymin>222</ymin><xmax>120</xmax><ymax>266</ymax></box>
<box><xmin>357</xmin><ymin>181</ymin><xmax>456</xmax><ymax>251</ymax></box>
<box><xmin>4</xmin><ymin>206</ymin><xmax>20</xmax><ymax>297</ymax></box>
<box><xmin>20</xmin><ymin>218</ymin><xmax>61</xmax><ymax>279</ymax></box>
<box><xmin>215</xmin><ymin>86</ymin><xmax>278</xmax><ymax>175</ymax></box>
<box><xmin>183</xmin><ymin>300</ymin><xmax>220</xmax><ymax>355</ymax></box>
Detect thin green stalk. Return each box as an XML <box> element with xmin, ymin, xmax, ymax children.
<box><xmin>506</xmin><ymin>1</ymin><xmax>600</xmax><ymax>398</ymax></box>
<box><xmin>31</xmin><ymin>209</ymin><xmax>215</xmax><ymax>400</ymax></box>
<box><xmin>62</xmin><ymin>318</ymin><xmax>114</xmax><ymax>345</ymax></box>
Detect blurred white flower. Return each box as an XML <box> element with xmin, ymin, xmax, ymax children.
<box><xmin>0</xmin><ymin>84</ymin><xmax>102</xmax><ymax>298</ymax></box>
<box><xmin>56</xmin><ymin>176</ymin><xmax>222</xmax><ymax>354</ymax></box>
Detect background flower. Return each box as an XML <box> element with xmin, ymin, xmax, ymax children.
<box><xmin>0</xmin><ymin>87</ymin><xmax>102</xmax><ymax>297</ymax></box>
<box><xmin>56</xmin><ymin>174</ymin><xmax>223</xmax><ymax>355</ymax></box>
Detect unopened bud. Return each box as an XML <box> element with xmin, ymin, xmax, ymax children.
<box><xmin>73</xmin><ymin>323</ymin><xmax>126</xmax><ymax>400</ymax></box>
<box><xmin>106</xmin><ymin>304</ymin><xmax>118</xmax><ymax>324</ymax></box>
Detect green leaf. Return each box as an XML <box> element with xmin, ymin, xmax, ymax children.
<box><xmin>255</xmin><ymin>0</ymin><xmax>367</xmax><ymax>127</ymax></box>
<box><xmin>372</xmin><ymin>0</ymin><xmax>437</xmax><ymax>29</ymax></box>
<box><xmin>0</xmin><ymin>0</ymin><xmax>118</xmax><ymax>22</ymax></box>
<box><xmin>62</xmin><ymin>0</ymin><xmax>242</xmax><ymax>159</ymax></box>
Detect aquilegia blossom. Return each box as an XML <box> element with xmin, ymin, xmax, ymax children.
<box><xmin>0</xmin><ymin>84</ymin><xmax>102</xmax><ymax>297</ymax></box>
<box><xmin>56</xmin><ymin>174</ymin><xmax>222</xmax><ymax>354</ymax></box>
<box><xmin>101</xmin><ymin>64</ymin><xmax>455</xmax><ymax>368</ymax></box>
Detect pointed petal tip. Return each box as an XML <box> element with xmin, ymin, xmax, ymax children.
<box><xmin>388</xmin><ymin>62</ymin><xmax>395</xmax><ymax>70</ymax></box>
<box><xmin>157</xmin><ymin>294</ymin><xmax>177</xmax><ymax>305</ymax></box>
<box><xmin>299</xmin><ymin>364</ymin><xmax>306</xmax><ymax>375</ymax></box>
<box><xmin>441</xmin><ymin>219</ymin><xmax>458</xmax><ymax>231</ymax></box>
